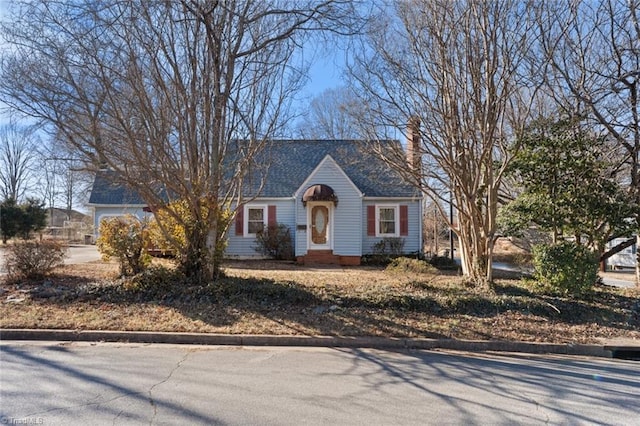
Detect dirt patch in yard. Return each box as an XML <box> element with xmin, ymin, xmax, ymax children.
<box><xmin>1</xmin><ymin>259</ymin><xmax>639</xmax><ymax>344</ymax></box>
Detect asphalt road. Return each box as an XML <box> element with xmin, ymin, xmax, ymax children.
<box><xmin>600</xmin><ymin>273</ymin><xmax>637</xmax><ymax>289</ymax></box>
<box><xmin>493</xmin><ymin>261</ymin><xmax>636</xmax><ymax>288</ymax></box>
<box><xmin>1</xmin><ymin>342</ymin><xmax>639</xmax><ymax>425</ymax></box>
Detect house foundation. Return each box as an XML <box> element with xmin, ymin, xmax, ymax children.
<box><xmin>297</xmin><ymin>250</ymin><xmax>360</xmax><ymax>266</ymax></box>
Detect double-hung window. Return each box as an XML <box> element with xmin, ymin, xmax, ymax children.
<box><xmin>376</xmin><ymin>205</ymin><xmax>399</xmax><ymax>237</ymax></box>
<box><xmin>367</xmin><ymin>204</ymin><xmax>408</xmax><ymax>238</ymax></box>
<box><xmin>235</xmin><ymin>204</ymin><xmax>276</xmax><ymax>237</ymax></box>
<box><xmin>246</xmin><ymin>206</ymin><xmax>267</xmax><ymax>235</ymax></box>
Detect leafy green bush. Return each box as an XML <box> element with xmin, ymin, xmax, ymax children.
<box><xmin>1</xmin><ymin>198</ymin><xmax>47</xmax><ymax>243</ymax></box>
<box><xmin>532</xmin><ymin>241</ymin><xmax>598</xmax><ymax>296</ymax></box>
<box><xmin>385</xmin><ymin>257</ymin><xmax>435</xmax><ymax>274</ymax></box>
<box><xmin>5</xmin><ymin>240</ymin><xmax>67</xmax><ymax>279</ymax></box>
<box><xmin>19</xmin><ymin>198</ymin><xmax>47</xmax><ymax>239</ymax></box>
<box><xmin>97</xmin><ymin>215</ymin><xmax>150</xmax><ymax>276</ymax></box>
<box><xmin>147</xmin><ymin>199</ymin><xmax>232</xmax><ymax>270</ymax></box>
<box><xmin>254</xmin><ymin>223</ymin><xmax>294</xmax><ymax>260</ymax></box>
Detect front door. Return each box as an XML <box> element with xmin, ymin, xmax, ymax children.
<box><xmin>309</xmin><ymin>203</ymin><xmax>331</xmax><ymax>249</ymax></box>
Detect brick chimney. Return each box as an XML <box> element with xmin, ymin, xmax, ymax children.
<box><xmin>406</xmin><ymin>116</ymin><xmax>422</xmax><ymax>175</ymax></box>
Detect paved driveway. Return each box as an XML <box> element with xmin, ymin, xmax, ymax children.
<box><xmin>64</xmin><ymin>244</ymin><xmax>101</xmax><ymax>264</ymax></box>
<box><xmin>0</xmin><ymin>244</ymin><xmax>101</xmax><ymax>274</ymax></box>
<box><xmin>494</xmin><ymin>261</ymin><xmax>636</xmax><ymax>288</ymax></box>
<box><xmin>600</xmin><ymin>270</ymin><xmax>636</xmax><ymax>288</ymax></box>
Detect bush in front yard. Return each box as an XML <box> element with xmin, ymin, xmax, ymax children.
<box><xmin>5</xmin><ymin>240</ymin><xmax>67</xmax><ymax>279</ymax></box>
<box><xmin>385</xmin><ymin>257</ymin><xmax>435</xmax><ymax>274</ymax></box>
<box><xmin>123</xmin><ymin>265</ymin><xmax>186</xmax><ymax>297</ymax></box>
<box><xmin>532</xmin><ymin>241</ymin><xmax>598</xmax><ymax>296</ymax></box>
<box><xmin>254</xmin><ymin>223</ymin><xmax>294</xmax><ymax>260</ymax></box>
<box><xmin>363</xmin><ymin>237</ymin><xmax>407</xmax><ymax>265</ymax></box>
<box><xmin>97</xmin><ymin>215</ymin><xmax>150</xmax><ymax>276</ymax></box>
<box><xmin>373</xmin><ymin>237</ymin><xmax>405</xmax><ymax>257</ymax></box>
<box><xmin>428</xmin><ymin>255</ymin><xmax>459</xmax><ymax>270</ymax></box>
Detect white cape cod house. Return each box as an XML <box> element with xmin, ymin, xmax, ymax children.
<box><xmin>88</xmin><ymin>140</ymin><xmax>423</xmax><ymax>265</ymax></box>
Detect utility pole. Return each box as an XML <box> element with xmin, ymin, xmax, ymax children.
<box><xmin>449</xmin><ymin>190</ymin><xmax>454</xmax><ymax>260</ymax></box>
<box><xmin>433</xmin><ymin>203</ymin><xmax>438</xmax><ymax>255</ymax></box>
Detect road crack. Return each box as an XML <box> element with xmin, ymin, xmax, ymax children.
<box><xmin>147</xmin><ymin>350</ymin><xmax>191</xmax><ymax>425</ymax></box>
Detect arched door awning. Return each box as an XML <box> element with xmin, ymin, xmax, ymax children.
<box><xmin>302</xmin><ymin>184</ymin><xmax>338</xmax><ymax>207</ymax></box>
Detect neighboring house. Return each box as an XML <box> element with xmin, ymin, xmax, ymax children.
<box><xmin>44</xmin><ymin>207</ymin><xmax>92</xmax><ymax>242</ymax></box>
<box><xmin>47</xmin><ymin>207</ymin><xmax>91</xmax><ymax>228</ymax></box>
<box><xmin>87</xmin><ymin>171</ymin><xmax>154</xmax><ymax>231</ymax></box>
<box><xmin>606</xmin><ymin>237</ymin><xmax>637</xmax><ymax>270</ymax></box>
<box><xmin>88</xmin><ymin>139</ymin><xmax>423</xmax><ymax>265</ymax></box>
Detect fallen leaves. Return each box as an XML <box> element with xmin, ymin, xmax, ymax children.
<box><xmin>1</xmin><ymin>259</ymin><xmax>638</xmax><ymax>344</ymax></box>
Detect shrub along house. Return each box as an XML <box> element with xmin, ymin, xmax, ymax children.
<box><xmin>88</xmin><ymin>139</ymin><xmax>423</xmax><ymax>265</ymax></box>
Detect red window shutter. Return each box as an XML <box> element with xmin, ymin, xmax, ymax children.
<box><xmin>235</xmin><ymin>207</ymin><xmax>244</xmax><ymax>235</ymax></box>
<box><xmin>400</xmin><ymin>205</ymin><xmax>408</xmax><ymax>236</ymax></box>
<box><xmin>268</xmin><ymin>205</ymin><xmax>277</xmax><ymax>227</ymax></box>
<box><xmin>367</xmin><ymin>205</ymin><xmax>376</xmax><ymax>236</ymax></box>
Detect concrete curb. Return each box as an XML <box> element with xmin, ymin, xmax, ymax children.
<box><xmin>2</xmin><ymin>328</ymin><xmax>636</xmax><ymax>358</ymax></box>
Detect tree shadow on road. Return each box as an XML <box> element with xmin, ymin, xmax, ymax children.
<box><xmin>0</xmin><ymin>344</ymin><xmax>223</xmax><ymax>424</ymax></box>
<box><xmin>331</xmin><ymin>347</ymin><xmax>640</xmax><ymax>424</ymax></box>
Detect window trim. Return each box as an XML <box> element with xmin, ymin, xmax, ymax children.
<box><xmin>375</xmin><ymin>204</ymin><xmax>399</xmax><ymax>237</ymax></box>
<box><xmin>244</xmin><ymin>205</ymin><xmax>268</xmax><ymax>237</ymax></box>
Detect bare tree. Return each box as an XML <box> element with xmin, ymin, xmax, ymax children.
<box><xmin>348</xmin><ymin>0</ymin><xmax>540</xmax><ymax>287</ymax></box>
<box><xmin>537</xmin><ymin>0</ymin><xmax>640</xmax><ymax>283</ymax></box>
<box><xmin>34</xmin><ymin>133</ymin><xmax>93</xmax><ymax>228</ymax></box>
<box><xmin>295</xmin><ymin>87</ymin><xmax>362</xmax><ymax>139</ymax></box>
<box><xmin>0</xmin><ymin>123</ymin><xmax>37</xmax><ymax>202</ymax></box>
<box><xmin>0</xmin><ymin>0</ymin><xmax>353</xmax><ymax>282</ymax></box>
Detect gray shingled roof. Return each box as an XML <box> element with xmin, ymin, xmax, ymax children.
<box><xmin>254</xmin><ymin>140</ymin><xmax>418</xmax><ymax>198</ymax></box>
<box><xmin>88</xmin><ymin>140</ymin><xmax>419</xmax><ymax>205</ymax></box>
<box><xmin>88</xmin><ymin>170</ymin><xmax>146</xmax><ymax>205</ymax></box>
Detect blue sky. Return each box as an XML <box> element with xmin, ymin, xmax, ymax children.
<box><xmin>0</xmin><ymin>2</ymin><xmax>347</xmax><ymax>133</ymax></box>
<box><xmin>0</xmin><ymin>3</ymin><xmax>348</xmax><ymax>211</ymax></box>
<box><xmin>301</xmin><ymin>49</ymin><xmax>345</xmax><ymax>99</ymax></box>
<box><xmin>290</xmin><ymin>40</ymin><xmax>347</xmax><ymax>130</ymax></box>
<box><xmin>0</xmin><ymin>2</ymin><xmax>345</xmax><ymax>126</ymax></box>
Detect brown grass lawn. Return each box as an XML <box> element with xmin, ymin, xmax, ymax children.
<box><xmin>1</xmin><ymin>259</ymin><xmax>639</xmax><ymax>344</ymax></box>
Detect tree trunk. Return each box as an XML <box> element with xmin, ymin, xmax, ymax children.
<box><xmin>181</xmin><ymin>221</ymin><xmax>214</xmax><ymax>284</ymax></box>
<box><xmin>458</xmin><ymin>238</ymin><xmax>491</xmax><ymax>289</ymax></box>
<box><xmin>0</xmin><ymin>1</ymin><xmax>340</xmax><ymax>286</ymax></box>
<box><xmin>456</xmin><ymin>208</ymin><xmax>493</xmax><ymax>291</ymax></box>
<box><xmin>206</xmin><ymin>214</ymin><xmax>223</xmax><ymax>281</ymax></box>
<box><xmin>637</xmin><ymin>234</ymin><xmax>640</xmax><ymax>287</ymax></box>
